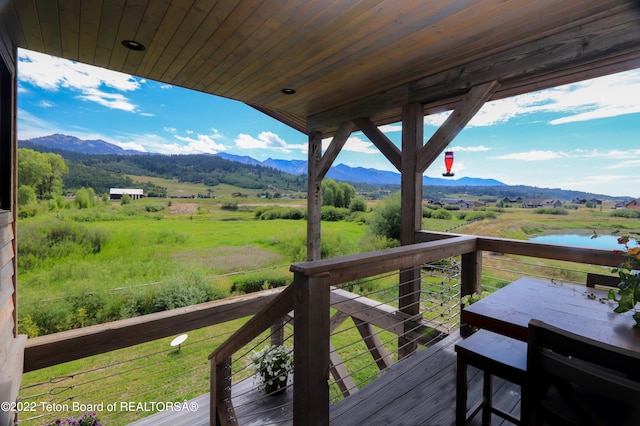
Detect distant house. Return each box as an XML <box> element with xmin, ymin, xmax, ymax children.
<box><xmin>503</xmin><ymin>197</ymin><xmax>523</xmax><ymax>204</ymax></box>
<box><xmin>110</xmin><ymin>188</ymin><xmax>144</xmax><ymax>201</ymax></box>
<box><xmin>572</xmin><ymin>197</ymin><xmax>587</xmax><ymax>204</ymax></box>
<box><xmin>625</xmin><ymin>199</ymin><xmax>640</xmax><ymax>210</ymax></box>
<box><xmin>522</xmin><ymin>198</ymin><xmax>563</xmax><ymax>209</ymax></box>
<box><xmin>439</xmin><ymin>199</ymin><xmax>474</xmax><ymax>209</ymax></box>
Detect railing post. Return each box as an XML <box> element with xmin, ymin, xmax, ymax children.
<box><xmin>294</xmin><ymin>272</ymin><xmax>330</xmax><ymax>425</ymax></box>
<box><xmin>460</xmin><ymin>250</ymin><xmax>482</xmax><ymax>336</ymax></box>
<box><xmin>461</xmin><ymin>250</ymin><xmax>482</xmax><ymax>297</ymax></box>
<box><xmin>270</xmin><ymin>319</ymin><xmax>285</xmax><ymax>346</ymax></box>
<box><xmin>210</xmin><ymin>356</ymin><xmax>234</xmax><ymax>426</ymax></box>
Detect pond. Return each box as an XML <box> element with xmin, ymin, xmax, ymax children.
<box><xmin>528</xmin><ymin>234</ymin><xmax>637</xmax><ymax>250</ymax></box>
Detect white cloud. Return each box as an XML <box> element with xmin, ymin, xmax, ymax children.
<box><xmin>114</xmin><ymin>142</ymin><xmax>147</xmax><ymax>152</ymax></box>
<box><xmin>345</xmin><ymin>137</ymin><xmax>378</xmax><ymax>154</ymax></box>
<box><xmin>235</xmin><ymin>131</ymin><xmax>305</xmax><ymax>153</ymax></box>
<box><xmin>77</xmin><ymin>88</ymin><xmax>137</xmax><ymax>112</ymax></box>
<box><xmin>38</xmin><ymin>100</ymin><xmax>53</xmax><ymax>108</ymax></box>
<box><xmin>173</xmin><ymin>133</ymin><xmax>228</xmax><ymax>154</ymax></box>
<box><xmin>494</xmin><ymin>150</ymin><xmax>567</xmax><ymax>161</ymax></box>
<box><xmin>423</xmin><ymin>69</ymin><xmax>640</xmax><ymax>128</ymax></box>
<box><xmin>17</xmin><ymin>109</ymin><xmax>66</xmax><ymax>140</ymax></box>
<box><xmin>18</xmin><ymin>49</ymin><xmax>141</xmax><ymax>111</ymax></box>
<box><xmin>451</xmin><ymin>145</ymin><xmax>490</xmax><ymax>152</ymax></box>
<box><xmin>378</xmin><ymin>124</ymin><xmax>403</xmax><ymax>133</ymax></box>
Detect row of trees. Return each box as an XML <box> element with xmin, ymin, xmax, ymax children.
<box><xmin>17</xmin><ymin>149</ymin><xmax>68</xmax><ymax>204</ymax></box>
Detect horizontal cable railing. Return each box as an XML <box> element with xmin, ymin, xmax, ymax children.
<box><xmin>18</xmin><ymin>231</ymin><xmax>625</xmax><ymax>425</ymax></box>
<box><xmin>19</xmin><ymin>326</ymin><xmax>236</xmax><ymax>425</ymax></box>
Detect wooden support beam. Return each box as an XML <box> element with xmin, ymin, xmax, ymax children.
<box><xmin>353</xmin><ymin>118</ymin><xmax>401</xmax><ymax>171</ymax></box>
<box><xmin>316</xmin><ymin>121</ymin><xmax>355</xmax><ymax>180</ymax></box>
<box><xmin>417</xmin><ymin>81</ymin><xmax>499</xmax><ymax>173</ymax></box>
<box><xmin>352</xmin><ymin>317</ymin><xmax>393</xmax><ymax>371</ymax></box>
<box><xmin>294</xmin><ymin>273</ymin><xmax>330</xmax><ymax>426</ymax></box>
<box><xmin>329</xmin><ymin>288</ymin><xmax>450</xmax><ymax>343</ymax></box>
<box><xmin>329</xmin><ymin>341</ymin><xmax>357</xmax><ymax>398</ymax></box>
<box><xmin>307</xmin><ymin>131</ymin><xmax>323</xmax><ymax>261</ymax></box>
<box><xmin>399</xmin><ymin>102</ymin><xmax>423</xmax><ymax>359</ymax></box>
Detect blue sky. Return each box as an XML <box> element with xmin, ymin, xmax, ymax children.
<box><xmin>16</xmin><ymin>48</ymin><xmax>640</xmax><ymax>197</ymax></box>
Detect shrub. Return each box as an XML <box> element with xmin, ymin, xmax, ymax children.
<box><xmin>349</xmin><ymin>197</ymin><xmax>367</xmax><ymax>212</ymax></box>
<box><xmin>17</xmin><ymin>220</ymin><xmax>110</xmax><ymax>269</ymax></box>
<box><xmin>18</xmin><ymin>203</ymin><xmax>39</xmax><ymax>218</ymax></box>
<box><xmin>431</xmin><ymin>208</ymin><xmax>452</xmax><ymax>219</ymax></box>
<box><xmin>231</xmin><ymin>272</ymin><xmax>291</xmax><ymax>294</ymax></box>
<box><xmin>369</xmin><ymin>193</ymin><xmax>401</xmax><ymax>240</ymax></box>
<box><xmin>221</xmin><ymin>200</ymin><xmax>238</xmax><ymax>211</ymax></box>
<box><xmin>533</xmin><ymin>208</ymin><xmax>568</xmax><ymax>215</ymax></box>
<box><xmin>321</xmin><ymin>206</ymin><xmax>349</xmax><ymax>221</ymax></box>
<box><xmin>144</xmin><ymin>202</ymin><xmax>166</xmax><ymax>212</ymax></box>
<box><xmin>18</xmin><ymin>185</ymin><xmax>36</xmax><ymax>206</ymax></box>
<box><xmin>610</xmin><ymin>209</ymin><xmax>640</xmax><ymax>218</ymax></box>
<box><xmin>254</xmin><ymin>206</ymin><xmax>305</xmax><ymax>220</ymax></box>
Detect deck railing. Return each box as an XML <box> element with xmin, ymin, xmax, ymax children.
<box><xmin>209</xmin><ymin>231</ymin><xmax>622</xmax><ymax>425</ymax></box>
<box><xmin>20</xmin><ymin>231</ymin><xmax>623</xmax><ymax>425</ymax></box>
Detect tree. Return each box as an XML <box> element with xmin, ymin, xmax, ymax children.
<box><xmin>321</xmin><ymin>179</ymin><xmax>356</xmax><ymax>209</ymax></box>
<box><xmin>75</xmin><ymin>187</ymin><xmax>97</xmax><ymax>209</ymax></box>
<box><xmin>369</xmin><ymin>193</ymin><xmax>401</xmax><ymax>240</ymax></box>
<box><xmin>18</xmin><ymin>185</ymin><xmax>36</xmax><ymax>206</ymax></box>
<box><xmin>18</xmin><ymin>149</ymin><xmax>68</xmax><ymax>200</ymax></box>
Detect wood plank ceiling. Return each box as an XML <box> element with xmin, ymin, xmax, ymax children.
<box><xmin>2</xmin><ymin>0</ymin><xmax>640</xmax><ymax>137</ymax></box>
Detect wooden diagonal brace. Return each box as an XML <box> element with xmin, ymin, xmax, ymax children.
<box><xmin>417</xmin><ymin>81</ymin><xmax>500</xmax><ymax>173</ymax></box>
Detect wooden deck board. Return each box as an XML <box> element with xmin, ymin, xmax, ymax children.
<box><xmin>129</xmin><ymin>332</ymin><xmax>522</xmax><ymax>425</ymax></box>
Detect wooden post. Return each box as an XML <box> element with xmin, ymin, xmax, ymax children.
<box><xmin>461</xmin><ymin>251</ymin><xmax>483</xmax><ymax>297</ymax></box>
<box><xmin>398</xmin><ymin>102</ymin><xmax>423</xmax><ymax>359</ymax></box>
<box><xmin>307</xmin><ymin>131</ymin><xmax>323</xmax><ymax>261</ymax></box>
<box><xmin>210</xmin><ymin>356</ymin><xmax>234</xmax><ymax>426</ymax></box>
<box><xmin>460</xmin><ymin>251</ymin><xmax>482</xmax><ymax>336</ymax></box>
<box><xmin>294</xmin><ymin>272</ymin><xmax>330</xmax><ymax>425</ymax></box>
<box><xmin>270</xmin><ymin>320</ymin><xmax>285</xmax><ymax>347</ymax></box>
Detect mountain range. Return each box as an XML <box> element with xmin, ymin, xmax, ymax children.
<box><xmin>21</xmin><ymin>134</ymin><xmax>504</xmax><ymax>187</ymax></box>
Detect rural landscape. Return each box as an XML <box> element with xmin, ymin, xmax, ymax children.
<box><xmin>16</xmin><ymin>136</ymin><xmax>640</xmax><ymax>425</ymax></box>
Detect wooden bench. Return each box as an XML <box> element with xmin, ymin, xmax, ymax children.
<box><xmin>455</xmin><ymin>329</ymin><xmax>527</xmax><ymax>425</ymax></box>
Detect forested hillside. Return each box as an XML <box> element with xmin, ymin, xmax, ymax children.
<box><xmin>21</xmin><ymin>142</ymin><xmax>307</xmax><ymax>195</ymax></box>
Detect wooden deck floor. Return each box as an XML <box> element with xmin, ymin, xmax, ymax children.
<box><xmin>129</xmin><ymin>332</ymin><xmax>522</xmax><ymax>426</ymax></box>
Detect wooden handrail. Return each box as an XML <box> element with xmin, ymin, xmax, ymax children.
<box><xmin>24</xmin><ymin>287</ymin><xmax>285</xmax><ymax>372</ymax></box>
<box><xmin>290</xmin><ymin>235</ymin><xmax>477</xmax><ymax>283</ymax></box>
<box><xmin>209</xmin><ymin>281</ymin><xmax>297</xmax><ymax>361</ymax></box>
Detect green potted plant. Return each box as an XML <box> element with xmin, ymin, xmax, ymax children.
<box><xmin>608</xmin><ymin>235</ymin><xmax>640</xmax><ymax>327</ymax></box>
<box><xmin>249</xmin><ymin>344</ymin><xmax>293</xmax><ymax>396</ymax></box>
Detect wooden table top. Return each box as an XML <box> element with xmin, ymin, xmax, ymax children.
<box><xmin>461</xmin><ymin>277</ymin><xmax>640</xmax><ymax>353</ymax></box>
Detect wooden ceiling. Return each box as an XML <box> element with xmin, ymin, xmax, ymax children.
<box><xmin>2</xmin><ymin>0</ymin><xmax>640</xmax><ymax>137</ymax></box>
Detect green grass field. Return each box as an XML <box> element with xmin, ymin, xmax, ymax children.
<box><xmin>15</xmin><ymin>194</ymin><xmax>640</xmax><ymax>425</ymax></box>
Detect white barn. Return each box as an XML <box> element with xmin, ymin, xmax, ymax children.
<box><xmin>110</xmin><ymin>188</ymin><xmax>144</xmax><ymax>201</ymax></box>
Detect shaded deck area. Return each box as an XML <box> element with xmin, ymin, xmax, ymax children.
<box><xmin>130</xmin><ymin>331</ymin><xmax>521</xmax><ymax>426</ymax></box>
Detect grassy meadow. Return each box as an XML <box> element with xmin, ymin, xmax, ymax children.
<box><xmin>15</xmin><ymin>187</ymin><xmax>640</xmax><ymax>425</ymax></box>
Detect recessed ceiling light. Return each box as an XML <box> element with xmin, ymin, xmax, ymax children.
<box><xmin>121</xmin><ymin>40</ymin><xmax>145</xmax><ymax>51</ymax></box>
<box><xmin>281</xmin><ymin>88</ymin><xmax>296</xmax><ymax>95</ymax></box>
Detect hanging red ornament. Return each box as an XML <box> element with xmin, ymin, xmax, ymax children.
<box><xmin>442</xmin><ymin>151</ymin><xmax>455</xmax><ymax>177</ymax></box>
